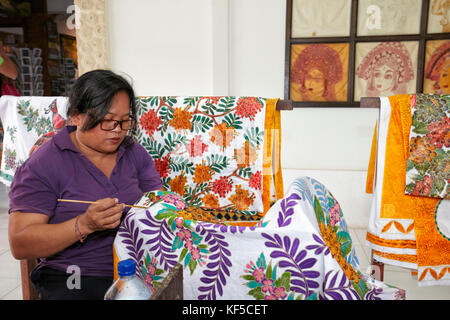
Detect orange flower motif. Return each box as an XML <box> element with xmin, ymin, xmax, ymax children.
<box><xmin>169</xmin><ymin>173</ymin><xmax>187</xmax><ymax>196</ymax></box>
<box><xmin>193</xmin><ymin>162</ymin><xmax>213</xmax><ymax>184</ymax></box>
<box><xmin>228</xmin><ymin>185</ymin><xmax>255</xmax><ymax>211</ymax></box>
<box><xmin>234</xmin><ymin>141</ymin><xmax>258</xmax><ymax>168</ymax></box>
<box><xmin>409</xmin><ymin>136</ymin><xmax>437</xmax><ymax>164</ymax></box>
<box><xmin>202</xmin><ymin>193</ymin><xmax>219</xmax><ymax>209</ymax></box>
<box><xmin>209</xmin><ymin>122</ymin><xmax>236</xmax><ymax>150</ymax></box>
<box><xmin>170</xmin><ymin>107</ymin><xmax>192</xmax><ymax>131</ymax></box>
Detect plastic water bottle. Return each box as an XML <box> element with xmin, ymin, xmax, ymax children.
<box><xmin>104</xmin><ymin>259</ymin><xmax>152</xmax><ymax>300</ymax></box>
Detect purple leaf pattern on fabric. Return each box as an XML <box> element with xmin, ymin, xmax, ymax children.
<box><xmin>305</xmin><ymin>234</ymin><xmax>330</xmax><ymax>256</ymax></box>
<box><xmin>196</xmin><ymin>223</ymin><xmax>232</xmax><ymax>300</ymax></box>
<box><xmin>139</xmin><ymin>210</ymin><xmax>178</xmax><ymax>271</ymax></box>
<box><xmin>365</xmin><ymin>286</ymin><xmax>383</xmax><ymax>300</ymax></box>
<box><xmin>318</xmin><ymin>270</ymin><xmax>360</xmax><ymax>300</ymax></box>
<box><xmin>262</xmin><ymin>233</ymin><xmax>320</xmax><ymax>298</ymax></box>
<box><xmin>277</xmin><ymin>193</ymin><xmax>301</xmax><ymax>227</ymax></box>
<box><xmin>118</xmin><ymin>214</ymin><xmax>146</xmax><ymax>273</ymax></box>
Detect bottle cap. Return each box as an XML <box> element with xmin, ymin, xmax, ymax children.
<box><xmin>117</xmin><ymin>259</ymin><xmax>137</xmax><ymax>277</ymax></box>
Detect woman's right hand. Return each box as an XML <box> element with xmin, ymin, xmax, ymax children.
<box><xmin>78</xmin><ymin>198</ymin><xmax>125</xmax><ymax>235</ymax></box>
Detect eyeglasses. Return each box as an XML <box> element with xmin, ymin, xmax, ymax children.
<box><xmin>99</xmin><ymin>119</ymin><xmax>136</xmax><ymax>131</ymax></box>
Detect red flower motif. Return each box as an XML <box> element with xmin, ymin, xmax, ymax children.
<box><xmin>249</xmin><ymin>171</ymin><xmax>262</xmax><ymax>190</ymax></box>
<box><xmin>140</xmin><ymin>109</ymin><xmax>161</xmax><ymax>136</ymax></box>
<box><xmin>411</xmin><ymin>175</ymin><xmax>433</xmax><ymax>197</ymax></box>
<box><xmin>426</xmin><ymin>116</ymin><xmax>450</xmax><ymax>148</ymax></box>
<box><xmin>154</xmin><ymin>155</ymin><xmax>171</xmax><ymax>178</ymax></box>
<box><xmin>235</xmin><ymin>97</ymin><xmax>263</xmax><ymax>120</ymax></box>
<box><xmin>211</xmin><ymin>176</ymin><xmax>233</xmax><ymax>198</ymax></box>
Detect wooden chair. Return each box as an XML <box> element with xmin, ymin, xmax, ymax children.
<box><xmin>20</xmin><ymin>259</ymin><xmax>39</xmax><ymax>300</ymax></box>
<box><xmin>150</xmin><ymin>263</ymin><xmax>183</xmax><ymax>300</ymax></box>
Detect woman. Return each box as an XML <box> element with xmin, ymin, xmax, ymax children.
<box><xmin>8</xmin><ymin>69</ymin><xmax>162</xmax><ymax>300</ymax></box>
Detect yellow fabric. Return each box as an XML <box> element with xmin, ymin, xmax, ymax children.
<box><xmin>366</xmin><ymin>94</ymin><xmax>449</xmax><ymax>284</ymax></box>
<box><xmin>262</xmin><ymin>98</ymin><xmax>277</xmax><ymax>214</ymax></box>
<box><xmin>273</xmin><ymin>109</ymin><xmax>284</xmax><ymax>200</ymax></box>
<box><xmin>415</xmin><ymin>201</ymin><xmax>450</xmax><ymax>281</ymax></box>
<box><xmin>366</xmin><ymin>121</ymin><xmax>377</xmax><ymax>194</ymax></box>
<box><xmin>372</xmin><ymin>249</ymin><xmax>417</xmax><ymax>265</ymax></box>
<box><xmin>380</xmin><ymin>95</ymin><xmax>438</xmax><ymax>222</ymax></box>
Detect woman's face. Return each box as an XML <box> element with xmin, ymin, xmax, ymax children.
<box><xmin>71</xmin><ymin>90</ymin><xmax>132</xmax><ymax>155</ymax></box>
<box><xmin>373</xmin><ymin>64</ymin><xmax>396</xmax><ymax>92</ymax></box>
<box><xmin>304</xmin><ymin>68</ymin><xmax>325</xmax><ymax>98</ymax></box>
<box><xmin>439</xmin><ymin>62</ymin><xmax>450</xmax><ymax>93</ymax></box>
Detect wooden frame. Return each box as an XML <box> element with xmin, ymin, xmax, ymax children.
<box><xmin>285</xmin><ymin>0</ymin><xmax>450</xmax><ymax>108</ymax></box>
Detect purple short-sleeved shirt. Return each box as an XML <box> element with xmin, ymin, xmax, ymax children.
<box><xmin>9</xmin><ymin>126</ymin><xmax>162</xmax><ymax>277</ymax></box>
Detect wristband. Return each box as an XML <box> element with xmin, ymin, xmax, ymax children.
<box><xmin>0</xmin><ymin>55</ymin><xmax>4</xmax><ymax>66</ymax></box>
<box><xmin>74</xmin><ymin>215</ymin><xmax>87</xmax><ymax>243</ymax></box>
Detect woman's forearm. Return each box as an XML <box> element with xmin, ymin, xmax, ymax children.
<box><xmin>9</xmin><ymin>217</ymin><xmax>79</xmax><ymax>260</ymax></box>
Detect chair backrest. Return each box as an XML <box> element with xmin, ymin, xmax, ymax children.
<box><xmin>20</xmin><ymin>259</ymin><xmax>39</xmax><ymax>300</ymax></box>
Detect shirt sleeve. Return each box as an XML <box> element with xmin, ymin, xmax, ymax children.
<box><xmin>8</xmin><ymin>158</ymin><xmax>58</xmax><ymax>218</ymax></box>
<box><xmin>132</xmin><ymin>143</ymin><xmax>163</xmax><ymax>192</ymax></box>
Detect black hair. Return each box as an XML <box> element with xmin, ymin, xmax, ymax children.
<box><xmin>67</xmin><ymin>69</ymin><xmax>137</xmax><ymax>133</ymax></box>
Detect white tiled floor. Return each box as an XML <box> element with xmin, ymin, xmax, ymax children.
<box><xmin>0</xmin><ymin>185</ymin><xmax>449</xmax><ymax>300</ymax></box>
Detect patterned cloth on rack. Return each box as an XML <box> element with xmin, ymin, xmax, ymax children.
<box><xmin>133</xmin><ymin>96</ymin><xmax>284</xmax><ymax>220</ymax></box>
<box><xmin>366</xmin><ymin>94</ymin><xmax>450</xmax><ymax>286</ymax></box>
<box><xmin>0</xmin><ymin>96</ymin><xmax>69</xmax><ymax>186</ymax></box>
<box><xmin>113</xmin><ymin>177</ymin><xmax>405</xmax><ymax>300</ymax></box>
<box><xmin>405</xmin><ymin>94</ymin><xmax>449</xmax><ymax>200</ymax></box>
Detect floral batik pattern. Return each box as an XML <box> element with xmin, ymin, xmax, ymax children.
<box><xmin>114</xmin><ymin>178</ymin><xmax>405</xmax><ymax>300</ymax></box>
<box><xmin>405</xmin><ymin>94</ymin><xmax>449</xmax><ymax>199</ymax></box>
<box><xmin>0</xmin><ymin>96</ymin><xmax>69</xmax><ymax>186</ymax></box>
<box><xmin>133</xmin><ymin>96</ymin><xmax>267</xmax><ymax>216</ymax></box>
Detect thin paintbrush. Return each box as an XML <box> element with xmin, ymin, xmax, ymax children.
<box><xmin>57</xmin><ymin>199</ymin><xmax>148</xmax><ymax>209</ymax></box>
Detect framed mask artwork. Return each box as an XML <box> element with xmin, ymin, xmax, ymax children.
<box><xmin>290</xmin><ymin>43</ymin><xmax>349</xmax><ymax>102</ymax></box>
<box><xmin>354</xmin><ymin>41</ymin><xmax>418</xmax><ymax>101</ymax></box>
<box><xmin>423</xmin><ymin>39</ymin><xmax>450</xmax><ymax>93</ymax></box>
<box><xmin>285</xmin><ymin>0</ymin><xmax>450</xmax><ymax>108</ymax></box>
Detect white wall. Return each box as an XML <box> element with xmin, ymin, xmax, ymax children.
<box><xmin>107</xmin><ymin>0</ymin><xmax>214</xmax><ymax>96</ymax></box>
<box><xmin>107</xmin><ymin>0</ymin><xmax>377</xmax><ymax>228</ymax></box>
